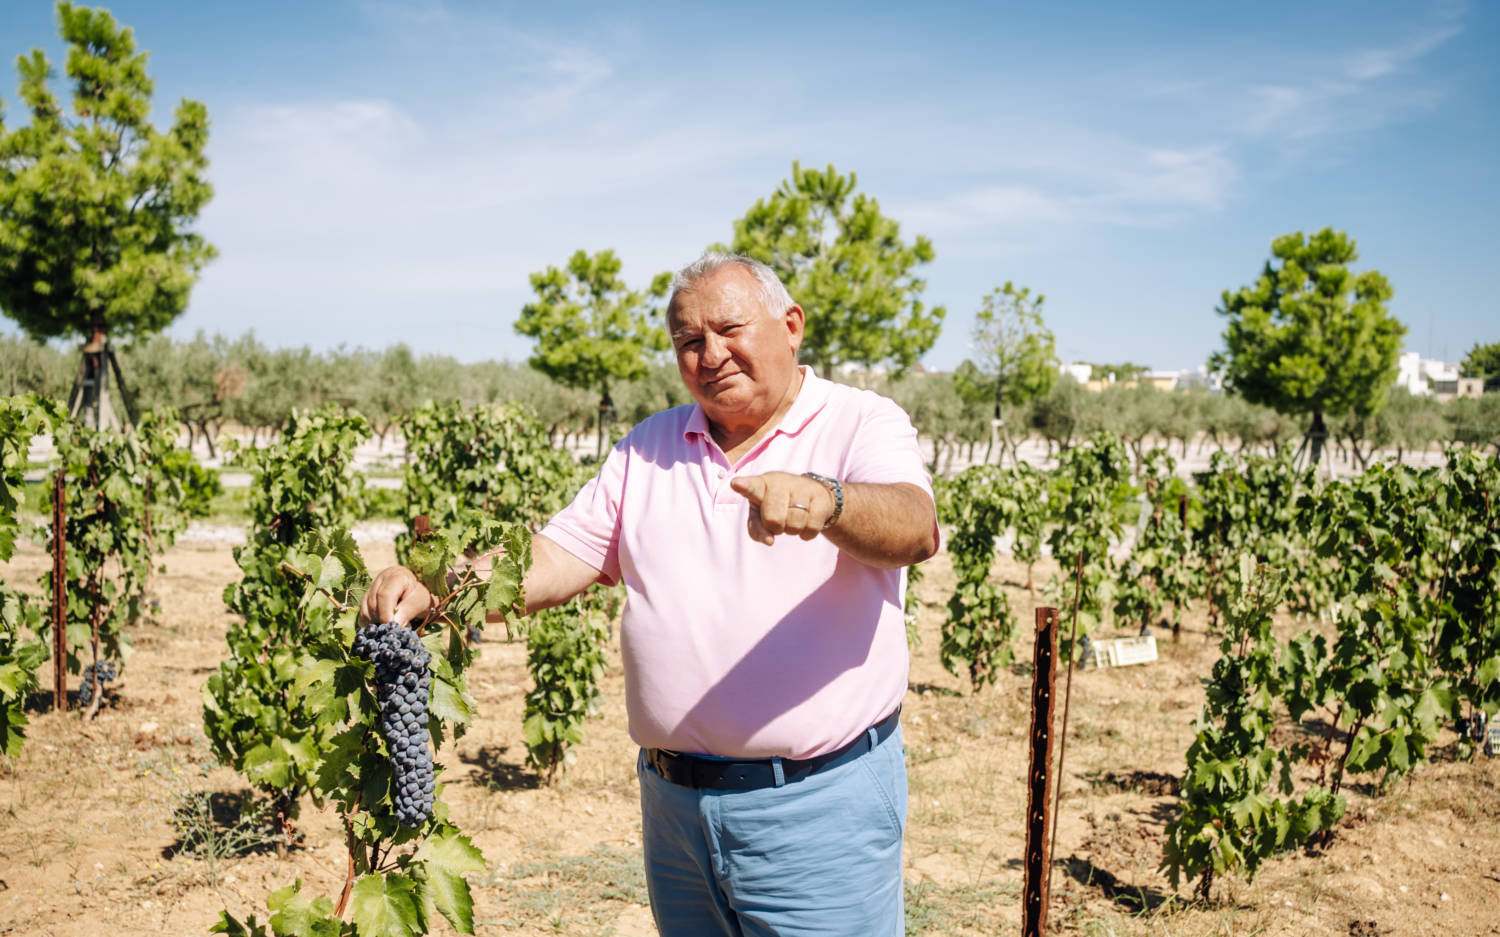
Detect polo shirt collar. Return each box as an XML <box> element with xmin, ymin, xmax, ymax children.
<box><xmin>683</xmin><ymin>366</ymin><xmax>829</xmax><ymax>441</ymax></box>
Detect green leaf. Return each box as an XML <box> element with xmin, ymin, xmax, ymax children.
<box><xmin>209</xmin><ymin>910</ymin><xmax>269</xmax><ymax>937</ymax></box>
<box><xmin>1476</xmin><ymin>656</ymin><xmax>1499</xmax><ymax>691</ymax></box>
<box><xmin>267</xmin><ymin>880</ymin><xmax>341</xmax><ymax>937</ymax></box>
<box><xmin>349</xmin><ymin>872</ymin><xmax>423</xmax><ymax>937</ymax></box>
<box><xmin>429</xmin><ymin>671</ymin><xmax>474</xmax><ymax>728</ymax></box>
<box><xmin>414</xmin><ymin>832</ymin><xmax>486</xmax><ymax>933</ymax></box>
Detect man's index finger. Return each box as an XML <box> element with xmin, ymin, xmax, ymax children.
<box><xmin>729</xmin><ymin>474</ymin><xmax>766</xmax><ymax>504</ymax></box>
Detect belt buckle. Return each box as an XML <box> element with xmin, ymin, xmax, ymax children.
<box><xmin>649</xmin><ymin>748</ymin><xmax>680</xmax><ymax>780</ymax></box>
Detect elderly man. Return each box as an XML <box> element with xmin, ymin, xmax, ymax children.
<box><xmin>361</xmin><ymin>252</ymin><xmax>938</xmax><ymax>936</ymax></box>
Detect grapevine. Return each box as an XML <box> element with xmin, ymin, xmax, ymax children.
<box><xmin>1163</xmin><ymin>451</ymin><xmax>1500</xmax><ymax>900</ymax></box>
<box><xmin>938</xmin><ymin>464</ymin><xmax>1019</xmax><ymax>691</ymax></box>
<box><xmin>1112</xmin><ymin>448</ymin><xmax>1197</xmax><ymax>634</ymax></box>
<box><xmin>1043</xmin><ymin>431</ymin><xmax>1131</xmax><ymax>651</ymax></box>
<box><xmin>523</xmin><ymin>589</ymin><xmax>614</xmax><ymax>782</ymax></box>
<box><xmin>1190</xmin><ymin>449</ymin><xmax>1309</xmax><ymax>631</ymax></box>
<box><xmin>212</xmin><ymin>517</ymin><xmax>527</xmax><ymax>937</ymax></box>
<box><xmin>205</xmin><ymin>404</ymin><xmax>373</xmax><ymax>839</ymax></box>
<box><xmin>904</xmin><ymin>561</ymin><xmax>924</xmax><ymax>649</ymax></box>
<box><xmin>1162</xmin><ymin>558</ymin><xmax>1344</xmax><ymax>899</ymax></box>
<box><xmin>0</xmin><ymin>394</ymin><xmax>57</xmax><ymax>756</ymax></box>
<box><xmin>39</xmin><ymin>410</ymin><xmax>191</xmax><ymax>713</ymax></box>
<box><xmin>1007</xmin><ymin>463</ymin><xmax>1049</xmax><ymax>593</ymax></box>
<box><xmin>397</xmin><ymin>400</ymin><xmax>580</xmax><ymax>562</ymax></box>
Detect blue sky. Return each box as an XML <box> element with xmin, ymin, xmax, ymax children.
<box><xmin>2</xmin><ymin>0</ymin><xmax>1495</xmax><ymax>372</ymax></box>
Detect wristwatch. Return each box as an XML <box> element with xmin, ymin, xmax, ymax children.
<box><xmin>801</xmin><ymin>472</ymin><xmax>844</xmax><ymax>529</ymax></box>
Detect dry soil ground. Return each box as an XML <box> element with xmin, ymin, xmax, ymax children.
<box><xmin>2</xmin><ymin>535</ymin><xmax>1498</xmax><ymax>937</ymax></box>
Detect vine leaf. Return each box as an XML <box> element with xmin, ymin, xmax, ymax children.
<box><xmin>349</xmin><ymin>872</ymin><xmax>423</xmax><ymax>937</ymax></box>
<box><xmin>314</xmin><ymin>725</ymin><xmax>366</xmax><ymax>800</ymax></box>
<box><xmin>294</xmin><ymin>658</ymin><xmax>340</xmax><ymax>710</ymax></box>
<box><xmin>244</xmin><ymin>733</ymin><xmax>317</xmax><ymax>788</ymax></box>
<box><xmin>407</xmin><ymin>537</ymin><xmax>450</xmax><ymax>599</ymax></box>
<box><xmin>429</xmin><ymin>670</ymin><xmax>474</xmax><ymax>726</ymax></box>
<box><xmin>208</xmin><ymin>911</ymin><xmax>270</xmax><ymax>937</ymax></box>
<box><xmin>267</xmin><ymin>880</ymin><xmax>341</xmax><ymax>937</ymax></box>
<box><xmin>414</xmin><ymin>832</ymin><xmax>486</xmax><ymax>933</ymax></box>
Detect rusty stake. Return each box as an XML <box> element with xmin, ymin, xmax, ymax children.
<box><xmin>1023</xmin><ymin>605</ymin><xmax>1061</xmax><ymax>937</ymax></box>
<box><xmin>51</xmin><ymin>470</ymin><xmax>67</xmax><ymax>711</ymax></box>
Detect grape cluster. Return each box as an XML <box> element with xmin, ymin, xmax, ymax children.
<box><xmin>352</xmin><ymin>622</ymin><xmax>436</xmax><ymax>827</ymax></box>
<box><xmin>78</xmin><ymin>660</ymin><xmax>118</xmax><ymax>706</ymax></box>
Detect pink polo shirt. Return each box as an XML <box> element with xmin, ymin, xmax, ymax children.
<box><xmin>539</xmin><ymin>368</ymin><xmax>933</xmax><ymax>760</ymax></box>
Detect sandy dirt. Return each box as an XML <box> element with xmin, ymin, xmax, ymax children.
<box><xmin>2</xmin><ymin>535</ymin><xmax>1498</xmax><ymax>937</ymax></box>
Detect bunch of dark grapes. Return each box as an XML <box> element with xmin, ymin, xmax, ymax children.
<box><xmin>352</xmin><ymin>622</ymin><xmax>435</xmax><ymax>827</ymax></box>
<box><xmin>78</xmin><ymin>660</ymin><xmax>118</xmax><ymax>706</ymax></box>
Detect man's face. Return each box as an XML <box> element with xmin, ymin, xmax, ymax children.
<box><xmin>668</xmin><ymin>266</ymin><xmax>804</xmax><ymax>432</ymax></box>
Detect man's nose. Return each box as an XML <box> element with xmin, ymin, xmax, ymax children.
<box><xmin>701</xmin><ymin>333</ymin><xmax>730</xmax><ymax>368</ymax></box>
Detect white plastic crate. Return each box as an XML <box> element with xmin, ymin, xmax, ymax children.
<box><xmin>1082</xmin><ymin>634</ymin><xmax>1158</xmax><ymax>669</ymax></box>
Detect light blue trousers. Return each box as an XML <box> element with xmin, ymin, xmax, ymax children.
<box><xmin>637</xmin><ymin>724</ymin><xmax>907</xmax><ymax>937</ymax></box>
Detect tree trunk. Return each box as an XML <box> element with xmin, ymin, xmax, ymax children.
<box><xmin>194</xmin><ymin>420</ymin><xmax>217</xmax><ymax>459</ymax></box>
<box><xmin>1308</xmin><ymin>409</ymin><xmax>1328</xmax><ymax>466</ymax></box>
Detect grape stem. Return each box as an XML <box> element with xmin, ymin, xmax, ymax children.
<box><xmin>278</xmin><ymin>561</ymin><xmax>352</xmax><ymax>611</ymax></box>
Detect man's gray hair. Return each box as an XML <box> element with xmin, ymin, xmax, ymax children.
<box><xmin>667</xmin><ymin>252</ymin><xmax>795</xmax><ymax>320</ymax></box>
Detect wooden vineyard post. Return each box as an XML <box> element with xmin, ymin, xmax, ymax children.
<box><xmin>1023</xmin><ymin>605</ymin><xmax>1061</xmax><ymax>937</ymax></box>
<box><xmin>51</xmin><ymin>469</ymin><xmax>68</xmax><ymax>711</ymax></box>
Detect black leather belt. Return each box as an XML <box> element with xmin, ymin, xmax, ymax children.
<box><xmin>644</xmin><ymin>706</ymin><xmax>901</xmax><ymax>791</ymax></box>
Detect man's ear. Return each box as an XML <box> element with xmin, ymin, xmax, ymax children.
<box><xmin>784</xmin><ymin>303</ymin><xmax>805</xmax><ymax>354</ymax></box>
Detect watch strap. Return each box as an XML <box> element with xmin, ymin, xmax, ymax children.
<box><xmin>802</xmin><ymin>472</ymin><xmax>844</xmax><ymax>529</ymax></box>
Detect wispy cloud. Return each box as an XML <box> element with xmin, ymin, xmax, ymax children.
<box><xmin>1238</xmin><ymin>20</ymin><xmax>1461</xmax><ymax>142</ymax></box>
<box><xmin>1345</xmin><ymin>25</ymin><xmax>1462</xmax><ymax>81</ymax></box>
<box><xmin>894</xmin><ymin>139</ymin><xmax>1236</xmax><ymax>235</ymax></box>
<box><xmin>351</xmin><ymin>0</ymin><xmax>615</xmax><ymax>119</ymax></box>
<box><xmin>192</xmin><ymin>87</ymin><xmax>769</xmax><ymax>356</ymax></box>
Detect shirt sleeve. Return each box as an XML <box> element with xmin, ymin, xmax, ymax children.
<box><xmin>537</xmin><ymin>440</ymin><xmax>627</xmax><ymax>586</ymax></box>
<box><xmin>841</xmin><ymin>391</ymin><xmax>940</xmax><ymax>549</ymax></box>
<box><xmin>842</xmin><ymin>391</ymin><xmax>934</xmax><ymax>497</ymax></box>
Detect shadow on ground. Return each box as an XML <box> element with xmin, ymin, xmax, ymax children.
<box><xmin>1063</xmin><ymin>855</ymin><xmax>1173</xmax><ymax>912</ymax></box>
<box><xmin>460</xmin><ymin>743</ymin><xmax>542</xmax><ymax>791</ymax></box>
<box><xmin>161</xmin><ymin>789</ymin><xmax>282</xmax><ymax>860</ymax></box>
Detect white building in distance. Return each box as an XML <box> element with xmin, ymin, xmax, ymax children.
<box><xmin>1395</xmin><ymin>352</ymin><xmax>1483</xmax><ymax>400</ymax></box>
<box><xmin>1058</xmin><ymin>363</ymin><xmax>1222</xmax><ymax>392</ymax></box>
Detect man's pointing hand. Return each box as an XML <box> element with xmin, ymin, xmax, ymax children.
<box><xmin>729</xmin><ymin>472</ymin><xmax>833</xmax><ymax>545</ymax></box>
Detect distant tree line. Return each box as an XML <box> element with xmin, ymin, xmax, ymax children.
<box><xmin>886</xmin><ymin>371</ymin><xmax>1500</xmax><ymax>476</ymax></box>
<box><xmin>0</xmin><ymin>332</ymin><xmax>692</xmax><ymax>456</ymax></box>
<box><xmin>3</xmin><ymin>331</ymin><xmax>1492</xmax><ymax>473</ymax></box>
